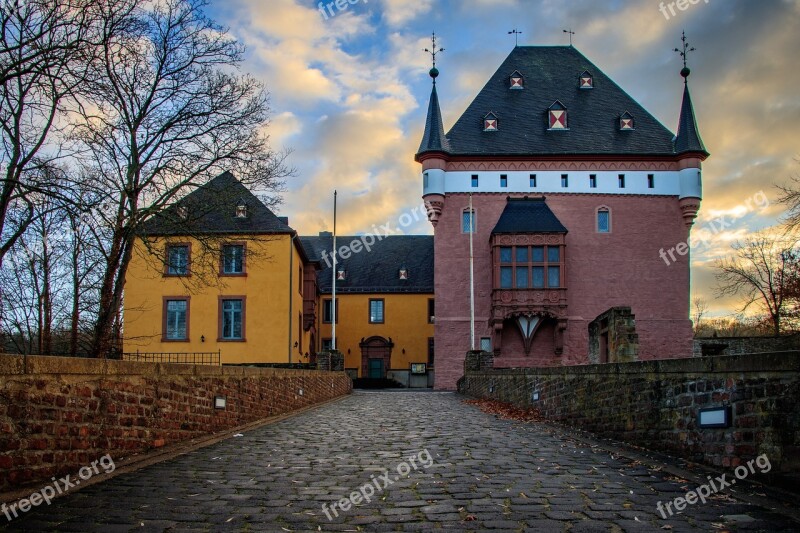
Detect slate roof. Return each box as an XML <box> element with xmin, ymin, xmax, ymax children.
<box><xmin>674</xmin><ymin>82</ymin><xmax>708</xmax><ymax>155</ymax></box>
<box><xmin>417</xmin><ymin>83</ymin><xmax>450</xmax><ymax>154</ymax></box>
<box><xmin>300</xmin><ymin>235</ymin><xmax>433</xmax><ymax>294</ymax></box>
<box><xmin>418</xmin><ymin>46</ymin><xmax>696</xmax><ymax>158</ymax></box>
<box><xmin>139</xmin><ymin>171</ymin><xmax>294</xmax><ymax>236</ymax></box>
<box><xmin>492</xmin><ymin>197</ymin><xmax>568</xmax><ymax>234</ymax></box>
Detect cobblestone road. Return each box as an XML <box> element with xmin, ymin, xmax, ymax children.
<box><xmin>1</xmin><ymin>391</ymin><xmax>796</xmax><ymax>532</ymax></box>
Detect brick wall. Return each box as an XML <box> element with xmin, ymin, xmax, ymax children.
<box><xmin>0</xmin><ymin>355</ymin><xmax>351</xmax><ymax>491</ymax></box>
<box><xmin>458</xmin><ymin>352</ymin><xmax>800</xmax><ymax>475</ymax></box>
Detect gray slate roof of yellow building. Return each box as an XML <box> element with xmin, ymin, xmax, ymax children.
<box><xmin>301</xmin><ymin>235</ymin><xmax>434</xmax><ymax>294</ymax></box>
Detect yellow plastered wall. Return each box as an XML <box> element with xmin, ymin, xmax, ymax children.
<box><xmin>123</xmin><ymin>235</ymin><xmax>312</xmax><ymax>364</ymax></box>
<box><xmin>317</xmin><ymin>293</ymin><xmax>434</xmax><ymax>376</ymax></box>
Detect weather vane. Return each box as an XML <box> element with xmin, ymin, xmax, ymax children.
<box><xmin>424</xmin><ymin>32</ymin><xmax>444</xmax><ymax>69</ymax></box>
<box><xmin>563</xmin><ymin>28</ymin><xmax>575</xmax><ymax>46</ymax></box>
<box><xmin>508</xmin><ymin>28</ymin><xmax>522</xmax><ymax>47</ymax></box>
<box><xmin>674</xmin><ymin>30</ymin><xmax>696</xmax><ymax>80</ymax></box>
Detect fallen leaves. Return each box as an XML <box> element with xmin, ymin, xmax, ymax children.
<box><xmin>463</xmin><ymin>398</ymin><xmax>543</xmax><ymax>422</ymax></box>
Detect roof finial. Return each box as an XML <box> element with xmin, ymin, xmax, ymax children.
<box><xmin>563</xmin><ymin>28</ymin><xmax>575</xmax><ymax>46</ymax></box>
<box><xmin>674</xmin><ymin>30</ymin><xmax>696</xmax><ymax>82</ymax></box>
<box><xmin>508</xmin><ymin>28</ymin><xmax>522</xmax><ymax>47</ymax></box>
<box><xmin>424</xmin><ymin>32</ymin><xmax>444</xmax><ymax>84</ymax></box>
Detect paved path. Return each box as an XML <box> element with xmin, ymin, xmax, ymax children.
<box><xmin>1</xmin><ymin>391</ymin><xmax>796</xmax><ymax>532</ymax></box>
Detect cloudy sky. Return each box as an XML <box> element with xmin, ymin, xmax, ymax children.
<box><xmin>205</xmin><ymin>0</ymin><xmax>799</xmax><ymax>317</ymax></box>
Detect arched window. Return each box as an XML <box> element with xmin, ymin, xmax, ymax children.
<box><xmin>462</xmin><ymin>208</ymin><xmax>476</xmax><ymax>234</ymax></box>
<box><xmin>597</xmin><ymin>207</ymin><xmax>611</xmax><ymax>233</ymax></box>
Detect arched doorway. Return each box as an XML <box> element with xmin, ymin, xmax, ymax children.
<box><xmin>360</xmin><ymin>336</ymin><xmax>393</xmax><ymax>379</ymax></box>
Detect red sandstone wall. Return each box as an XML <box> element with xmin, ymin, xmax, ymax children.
<box><xmin>0</xmin><ymin>355</ymin><xmax>352</xmax><ymax>491</ymax></box>
<box><xmin>434</xmin><ymin>192</ymin><xmax>693</xmax><ymax>390</ymax></box>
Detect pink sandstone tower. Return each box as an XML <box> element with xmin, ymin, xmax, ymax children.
<box><xmin>416</xmin><ymin>44</ymin><xmax>708</xmax><ymax>390</ymax></box>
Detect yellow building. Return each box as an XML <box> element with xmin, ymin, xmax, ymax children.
<box><xmin>123</xmin><ymin>172</ymin><xmax>317</xmax><ymax>364</ymax></box>
<box><xmin>300</xmin><ymin>234</ymin><xmax>435</xmax><ymax>385</ymax></box>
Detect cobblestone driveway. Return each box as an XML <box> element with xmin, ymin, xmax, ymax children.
<box><xmin>1</xmin><ymin>391</ymin><xmax>796</xmax><ymax>532</ymax></box>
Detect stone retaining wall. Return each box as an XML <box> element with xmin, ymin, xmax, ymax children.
<box><xmin>0</xmin><ymin>355</ymin><xmax>352</xmax><ymax>491</ymax></box>
<box><xmin>458</xmin><ymin>352</ymin><xmax>800</xmax><ymax>475</ymax></box>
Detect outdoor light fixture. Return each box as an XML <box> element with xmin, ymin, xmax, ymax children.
<box><xmin>214</xmin><ymin>396</ymin><xmax>226</xmax><ymax>409</ymax></box>
<box><xmin>698</xmin><ymin>406</ymin><xmax>731</xmax><ymax>428</ymax></box>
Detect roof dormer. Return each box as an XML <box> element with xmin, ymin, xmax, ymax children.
<box><xmin>579</xmin><ymin>70</ymin><xmax>593</xmax><ymax>89</ymax></box>
<box><xmin>619</xmin><ymin>111</ymin><xmax>635</xmax><ymax>131</ymax></box>
<box><xmin>509</xmin><ymin>70</ymin><xmax>524</xmax><ymax>89</ymax></box>
<box><xmin>483</xmin><ymin>112</ymin><xmax>499</xmax><ymax>132</ymax></box>
<box><xmin>547</xmin><ymin>101</ymin><xmax>568</xmax><ymax>130</ymax></box>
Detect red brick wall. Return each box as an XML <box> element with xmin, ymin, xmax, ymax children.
<box><xmin>434</xmin><ymin>192</ymin><xmax>693</xmax><ymax>389</ymax></box>
<box><xmin>0</xmin><ymin>355</ymin><xmax>351</xmax><ymax>491</ymax></box>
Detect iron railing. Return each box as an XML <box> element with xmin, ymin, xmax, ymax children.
<box><xmin>121</xmin><ymin>351</ymin><xmax>221</xmax><ymax>366</ymax></box>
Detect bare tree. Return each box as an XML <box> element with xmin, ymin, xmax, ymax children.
<box><xmin>692</xmin><ymin>297</ymin><xmax>708</xmax><ymax>336</ymax></box>
<box><xmin>714</xmin><ymin>233</ymin><xmax>800</xmax><ymax>336</ymax></box>
<box><xmin>74</xmin><ymin>0</ymin><xmax>289</xmax><ymax>356</ymax></box>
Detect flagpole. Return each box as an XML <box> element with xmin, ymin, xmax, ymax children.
<box><xmin>469</xmin><ymin>193</ymin><xmax>475</xmax><ymax>351</ymax></box>
<box><xmin>332</xmin><ymin>190</ymin><xmax>337</xmax><ymax>351</ymax></box>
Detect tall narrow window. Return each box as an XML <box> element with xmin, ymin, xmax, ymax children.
<box><xmin>163</xmin><ymin>298</ymin><xmax>189</xmax><ymax>341</ymax></box>
<box><xmin>618</xmin><ymin>174</ymin><xmax>625</xmax><ymax>188</ymax></box>
<box><xmin>597</xmin><ymin>208</ymin><xmax>611</xmax><ymax>233</ymax></box>
<box><xmin>648</xmin><ymin>174</ymin><xmax>655</xmax><ymax>189</ymax></box>
<box><xmin>499</xmin><ymin>246</ymin><xmax>513</xmax><ymax>289</ymax></box>
<box><xmin>462</xmin><ymin>209</ymin><xmax>476</xmax><ymax>234</ymax></box>
<box><xmin>530</xmin><ymin>174</ymin><xmax>537</xmax><ymax>188</ymax></box>
<box><xmin>369</xmin><ymin>299</ymin><xmax>385</xmax><ymax>324</ymax></box>
<box><xmin>166</xmin><ymin>244</ymin><xmax>190</xmax><ymax>276</ymax></box>
<box><xmin>589</xmin><ymin>174</ymin><xmax>597</xmax><ymax>188</ymax></box>
<box><xmin>471</xmin><ymin>174</ymin><xmax>479</xmax><ymax>188</ymax></box>
<box><xmin>323</xmin><ymin>298</ymin><xmax>339</xmax><ymax>323</ymax></box>
<box><xmin>221</xmin><ymin>244</ymin><xmax>245</xmax><ymax>275</ymax></box>
<box><xmin>500</xmin><ymin>174</ymin><xmax>508</xmax><ymax>188</ymax></box>
<box><xmin>561</xmin><ymin>174</ymin><xmax>569</xmax><ymax>188</ymax></box>
<box><xmin>220</xmin><ymin>298</ymin><xmax>245</xmax><ymax>340</ymax></box>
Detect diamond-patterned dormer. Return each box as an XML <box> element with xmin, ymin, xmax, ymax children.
<box><xmin>619</xmin><ymin>111</ymin><xmax>635</xmax><ymax>131</ymax></box>
<box><xmin>483</xmin><ymin>112</ymin><xmax>499</xmax><ymax>132</ymax></box>
<box><xmin>547</xmin><ymin>101</ymin><xmax>568</xmax><ymax>130</ymax></box>
<box><xmin>579</xmin><ymin>70</ymin><xmax>593</xmax><ymax>89</ymax></box>
<box><xmin>509</xmin><ymin>70</ymin><xmax>524</xmax><ymax>89</ymax></box>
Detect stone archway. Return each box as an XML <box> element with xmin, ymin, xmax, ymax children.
<box><xmin>359</xmin><ymin>336</ymin><xmax>393</xmax><ymax>379</ymax></box>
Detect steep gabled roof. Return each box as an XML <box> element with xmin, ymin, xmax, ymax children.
<box><xmin>674</xmin><ymin>82</ymin><xmax>708</xmax><ymax>155</ymax></box>
<box><xmin>300</xmin><ymin>235</ymin><xmax>433</xmax><ymax>294</ymax></box>
<box><xmin>492</xmin><ymin>197</ymin><xmax>568</xmax><ymax>234</ymax></box>
<box><xmin>140</xmin><ymin>171</ymin><xmax>293</xmax><ymax>236</ymax></box>
<box><xmin>442</xmin><ymin>46</ymin><xmax>678</xmax><ymax>157</ymax></box>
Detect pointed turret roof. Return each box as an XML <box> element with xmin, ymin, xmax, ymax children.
<box><xmin>417</xmin><ymin>81</ymin><xmax>450</xmax><ymax>156</ymax></box>
<box><xmin>674</xmin><ymin>81</ymin><xmax>708</xmax><ymax>156</ymax></box>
